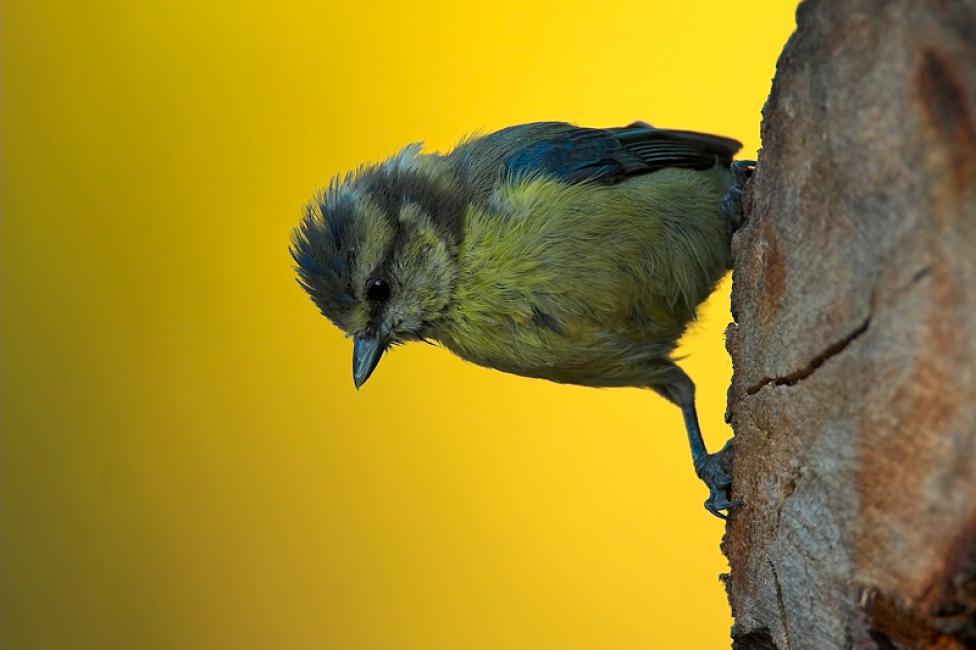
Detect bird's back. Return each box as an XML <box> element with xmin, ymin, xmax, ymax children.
<box><xmin>434</xmin><ymin>122</ymin><xmax>738</xmax><ymax>387</ymax></box>
<box><xmin>446</xmin><ymin>121</ymin><xmax>740</xmax><ymax>203</ymax></box>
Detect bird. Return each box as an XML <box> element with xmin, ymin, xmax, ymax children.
<box><xmin>291</xmin><ymin>121</ymin><xmax>753</xmax><ymax>517</ymax></box>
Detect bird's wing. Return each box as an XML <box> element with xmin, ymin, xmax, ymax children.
<box><xmin>501</xmin><ymin>122</ymin><xmax>742</xmax><ymax>185</ymax></box>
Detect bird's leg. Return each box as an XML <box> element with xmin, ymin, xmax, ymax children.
<box><xmin>680</xmin><ymin>401</ymin><xmax>740</xmax><ymax>519</ymax></box>
<box><xmin>653</xmin><ymin>365</ymin><xmax>741</xmax><ymax>519</ymax></box>
<box><xmin>720</xmin><ymin>159</ymin><xmax>756</xmax><ymax>241</ymax></box>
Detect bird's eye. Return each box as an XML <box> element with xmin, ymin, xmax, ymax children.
<box><xmin>366</xmin><ymin>278</ymin><xmax>391</xmax><ymax>302</ymax></box>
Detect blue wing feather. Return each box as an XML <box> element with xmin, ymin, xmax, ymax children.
<box><xmin>502</xmin><ymin>123</ymin><xmax>742</xmax><ymax>185</ymax></box>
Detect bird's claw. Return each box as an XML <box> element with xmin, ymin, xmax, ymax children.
<box><xmin>694</xmin><ymin>439</ymin><xmax>741</xmax><ymax>519</ymax></box>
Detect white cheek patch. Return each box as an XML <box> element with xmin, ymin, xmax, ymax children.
<box><xmin>388</xmin><ymin>222</ymin><xmax>456</xmax><ymax>337</ymax></box>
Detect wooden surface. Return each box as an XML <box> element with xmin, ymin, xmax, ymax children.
<box><xmin>723</xmin><ymin>1</ymin><xmax>976</xmax><ymax>648</ymax></box>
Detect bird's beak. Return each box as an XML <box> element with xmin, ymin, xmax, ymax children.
<box><xmin>353</xmin><ymin>334</ymin><xmax>386</xmax><ymax>390</ymax></box>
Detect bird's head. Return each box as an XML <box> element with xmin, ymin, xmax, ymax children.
<box><xmin>291</xmin><ymin>146</ymin><xmax>467</xmax><ymax>388</ymax></box>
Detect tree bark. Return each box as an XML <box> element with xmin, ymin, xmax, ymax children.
<box><xmin>723</xmin><ymin>1</ymin><xmax>976</xmax><ymax>648</ymax></box>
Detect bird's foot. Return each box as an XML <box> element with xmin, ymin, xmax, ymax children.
<box><xmin>694</xmin><ymin>439</ymin><xmax>741</xmax><ymax>519</ymax></box>
<box><xmin>721</xmin><ymin>160</ymin><xmax>756</xmax><ymax>240</ymax></box>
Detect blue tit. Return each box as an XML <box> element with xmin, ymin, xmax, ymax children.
<box><xmin>292</xmin><ymin>121</ymin><xmax>753</xmax><ymax>517</ymax></box>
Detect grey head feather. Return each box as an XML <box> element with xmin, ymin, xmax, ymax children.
<box><xmin>290</xmin><ymin>145</ymin><xmax>468</xmax><ymax>334</ymax></box>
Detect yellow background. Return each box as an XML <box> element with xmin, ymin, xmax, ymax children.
<box><xmin>1</xmin><ymin>2</ymin><xmax>796</xmax><ymax>648</ymax></box>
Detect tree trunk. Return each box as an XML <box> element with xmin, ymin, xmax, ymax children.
<box><xmin>723</xmin><ymin>1</ymin><xmax>976</xmax><ymax>648</ymax></box>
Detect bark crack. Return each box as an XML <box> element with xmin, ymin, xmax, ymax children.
<box><xmin>775</xmin><ymin>472</ymin><xmax>800</xmax><ymax>531</ymax></box>
<box><xmin>744</xmin><ymin>316</ymin><xmax>871</xmax><ymax>397</ymax></box>
<box><xmin>769</xmin><ymin>560</ymin><xmax>793</xmax><ymax>650</ymax></box>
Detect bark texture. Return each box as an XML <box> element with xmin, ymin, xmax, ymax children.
<box><xmin>723</xmin><ymin>1</ymin><xmax>976</xmax><ymax>648</ymax></box>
